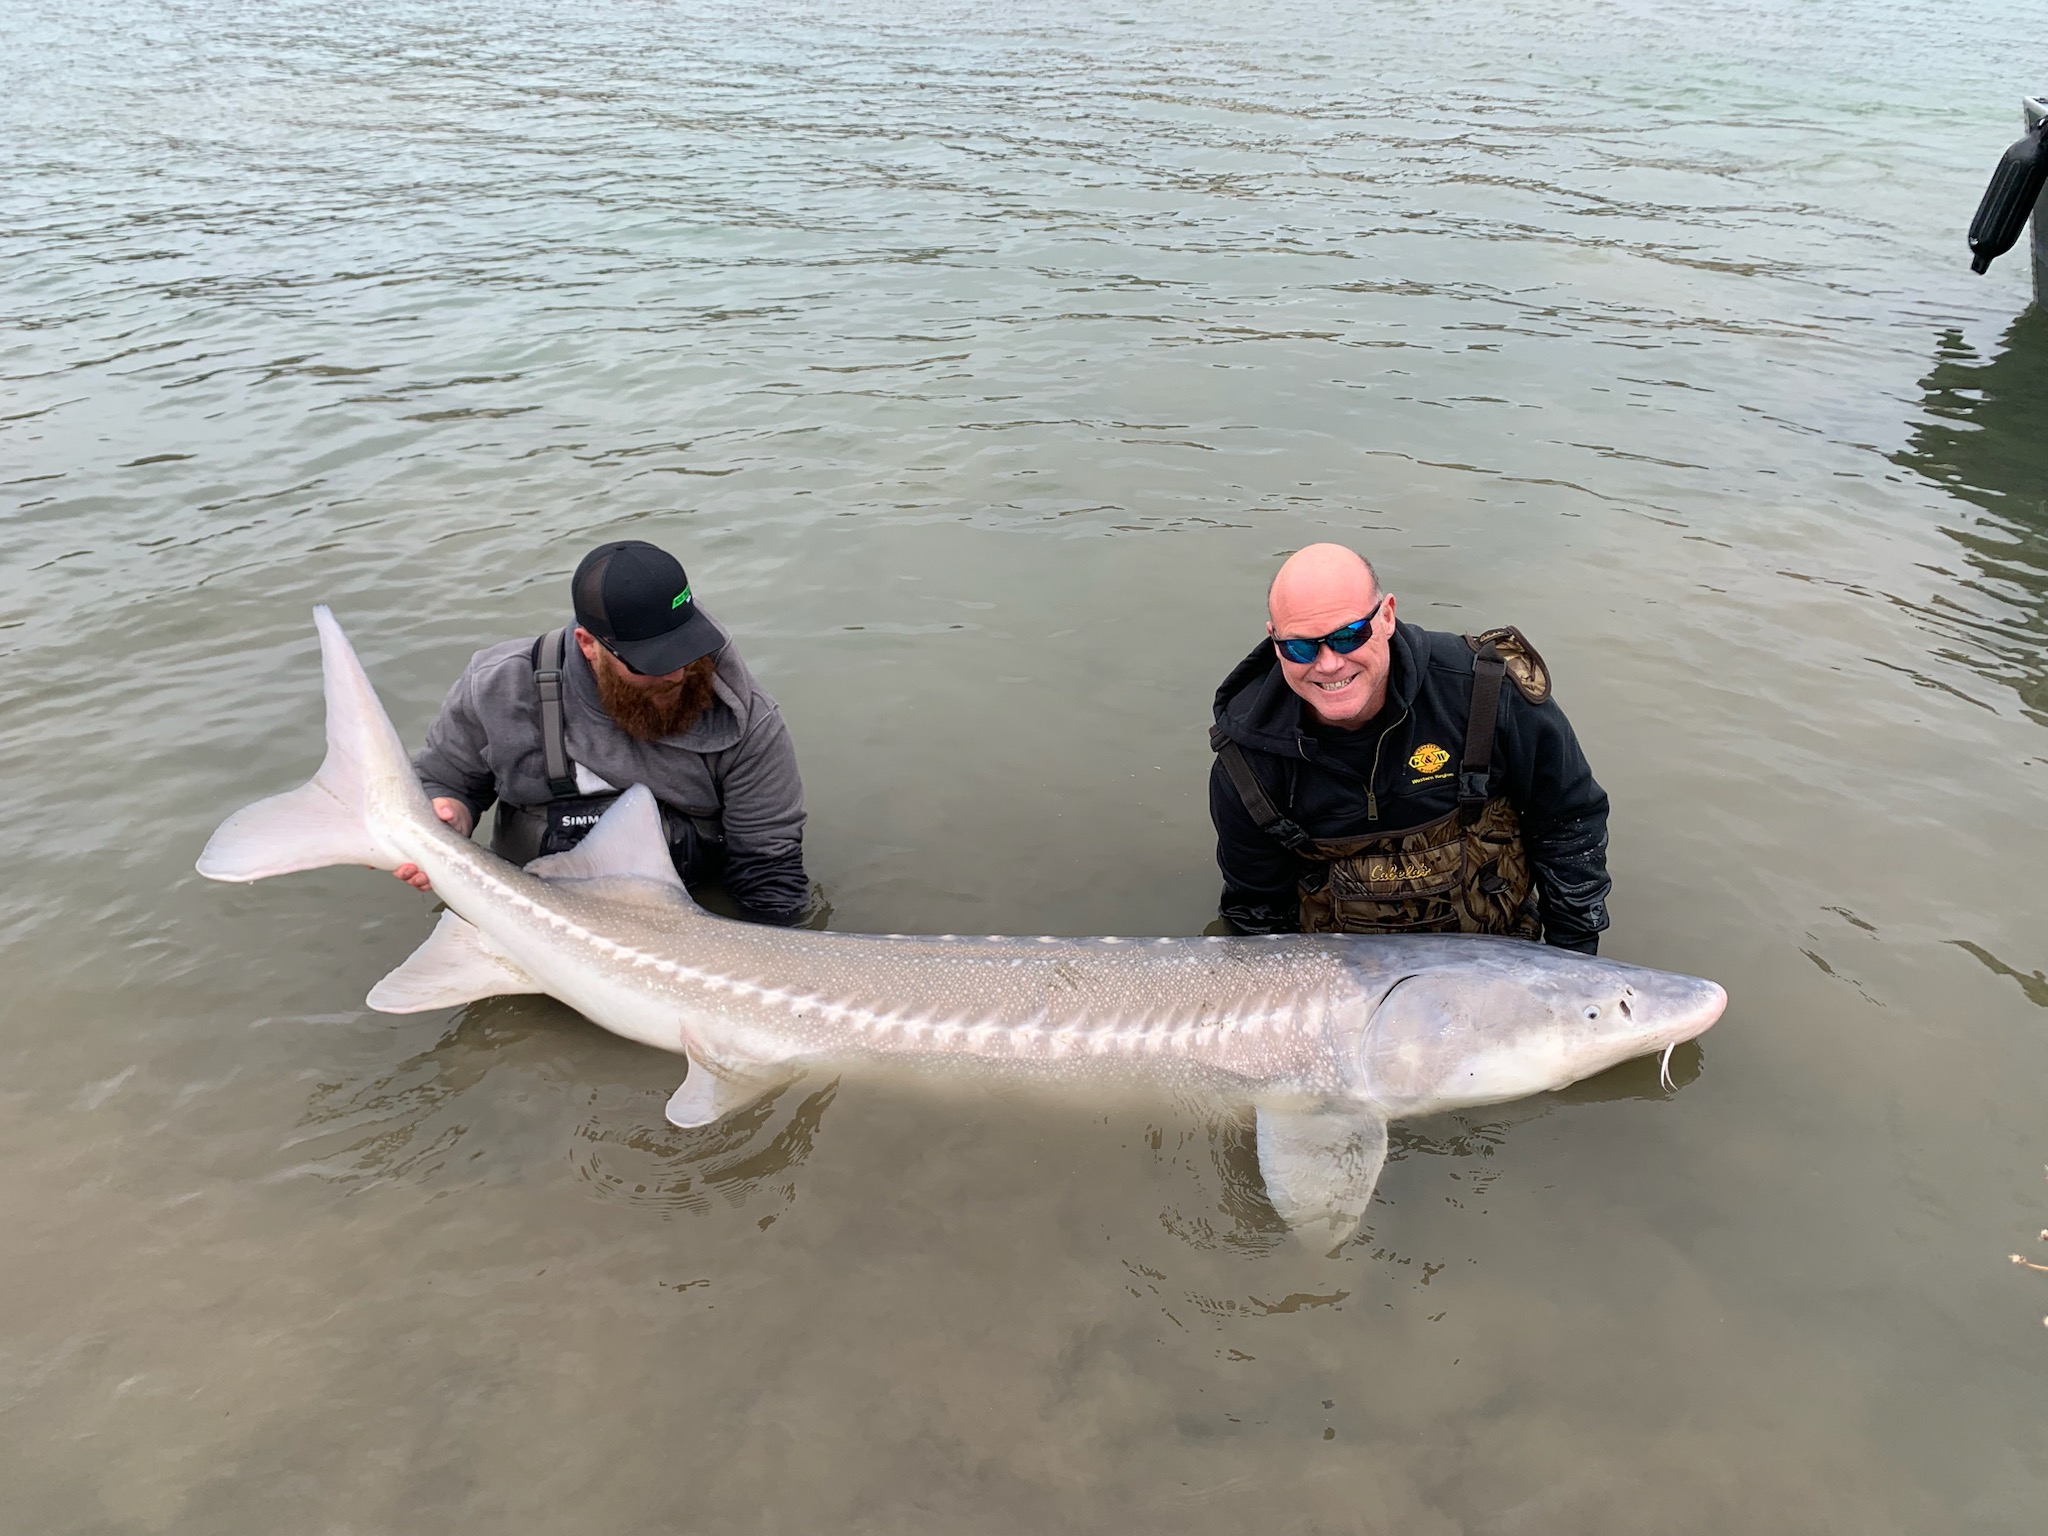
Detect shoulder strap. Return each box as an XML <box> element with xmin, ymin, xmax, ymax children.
<box><xmin>531</xmin><ymin>628</ymin><xmax>580</xmax><ymax>800</ymax></box>
<box><xmin>1466</xmin><ymin>625</ymin><xmax>1549</xmax><ymax>703</ymax></box>
<box><xmin>1457</xmin><ymin>640</ymin><xmax>1507</xmax><ymax>825</ymax></box>
<box><xmin>1210</xmin><ymin>724</ymin><xmax>1319</xmax><ymax>856</ymax></box>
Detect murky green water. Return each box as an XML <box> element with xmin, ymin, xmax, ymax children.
<box><xmin>5</xmin><ymin>1</ymin><xmax>2045</xmax><ymax>1529</ymax></box>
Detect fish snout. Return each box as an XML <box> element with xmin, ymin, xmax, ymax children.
<box><xmin>1702</xmin><ymin>979</ymin><xmax>1729</xmax><ymax>1024</ymax></box>
<box><xmin>1641</xmin><ymin>972</ymin><xmax>1727</xmax><ymax>1049</ymax></box>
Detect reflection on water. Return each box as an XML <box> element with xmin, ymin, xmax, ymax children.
<box><xmin>1950</xmin><ymin>940</ymin><xmax>2048</xmax><ymax>1009</ymax></box>
<box><xmin>1154</xmin><ymin>1113</ymin><xmax>1292</xmax><ymax>1253</ymax></box>
<box><xmin>297</xmin><ymin>995</ymin><xmax>1692</xmax><ymax>1240</ymax></box>
<box><xmin>1127</xmin><ymin>1097</ymin><xmax>1626</xmax><ymax>1341</ymax></box>
<box><xmin>1896</xmin><ymin>309</ymin><xmax>2048</xmax><ymax>727</ymax></box>
<box><xmin>295</xmin><ymin>996</ymin><xmax>558</xmax><ymax>1186</ymax></box>
<box><xmin>1554</xmin><ymin>1037</ymin><xmax>1706</xmax><ymax>1101</ymax></box>
<box><xmin>1897</xmin><ymin>314</ymin><xmax>2048</xmax><ymax>1013</ymax></box>
<box><xmin>1147</xmin><ymin>1041</ymin><xmax>1698</xmax><ymax>1256</ymax></box>
<box><xmin>295</xmin><ymin>995</ymin><xmax>840</xmax><ymax>1221</ymax></box>
<box><xmin>574</xmin><ymin>1078</ymin><xmax>839</xmax><ymax>1224</ymax></box>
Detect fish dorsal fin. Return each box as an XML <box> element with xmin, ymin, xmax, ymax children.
<box><xmin>526</xmin><ymin>784</ymin><xmax>689</xmax><ymax>897</ymax></box>
<box><xmin>366</xmin><ymin>910</ymin><xmax>543</xmax><ymax>1014</ymax></box>
<box><xmin>1254</xmin><ymin>1103</ymin><xmax>1389</xmax><ymax>1250</ymax></box>
<box><xmin>665</xmin><ymin>1055</ymin><xmax>798</xmax><ymax>1129</ymax></box>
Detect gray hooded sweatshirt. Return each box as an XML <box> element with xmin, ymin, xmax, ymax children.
<box><xmin>412</xmin><ymin>610</ymin><xmax>808</xmax><ymax>921</ymax></box>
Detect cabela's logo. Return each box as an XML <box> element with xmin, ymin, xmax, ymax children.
<box><xmin>1409</xmin><ymin>742</ymin><xmax>1451</xmax><ymax>775</ymax></box>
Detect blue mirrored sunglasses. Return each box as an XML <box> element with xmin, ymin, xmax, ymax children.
<box><xmin>1272</xmin><ymin>608</ymin><xmax>1379</xmax><ymax>665</ymax></box>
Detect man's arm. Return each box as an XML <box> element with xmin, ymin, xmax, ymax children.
<box><xmin>1209</xmin><ymin>753</ymin><xmax>1303</xmax><ymax>935</ymax></box>
<box><xmin>412</xmin><ymin>666</ymin><xmax>501</xmax><ymax>825</ymax></box>
<box><xmin>1497</xmin><ymin>690</ymin><xmax>1611</xmax><ymax>953</ymax></box>
<box><xmin>714</xmin><ymin>704</ymin><xmax>810</xmax><ymax>925</ymax></box>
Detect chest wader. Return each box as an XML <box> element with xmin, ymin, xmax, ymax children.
<box><xmin>1212</xmin><ymin>628</ymin><xmax>1546</xmax><ymax>939</ymax></box>
<box><xmin>488</xmin><ymin>628</ymin><xmax>726</xmax><ymax>880</ymax></box>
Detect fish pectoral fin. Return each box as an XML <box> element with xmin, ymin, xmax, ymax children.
<box><xmin>1254</xmin><ymin>1103</ymin><xmax>1389</xmax><ymax>1247</ymax></box>
<box><xmin>665</xmin><ymin>1055</ymin><xmax>797</xmax><ymax>1130</ymax></box>
<box><xmin>366</xmin><ymin>910</ymin><xmax>543</xmax><ymax>1014</ymax></box>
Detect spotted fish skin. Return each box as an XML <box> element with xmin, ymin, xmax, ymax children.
<box><xmin>198</xmin><ymin>609</ymin><xmax>1727</xmax><ymax>1240</ymax></box>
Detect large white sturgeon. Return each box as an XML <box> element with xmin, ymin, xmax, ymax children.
<box><xmin>199</xmin><ymin>608</ymin><xmax>1726</xmax><ymax>1241</ymax></box>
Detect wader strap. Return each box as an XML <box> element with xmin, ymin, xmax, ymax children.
<box><xmin>1458</xmin><ymin>642</ymin><xmax>1507</xmax><ymax>824</ymax></box>
<box><xmin>533</xmin><ymin>627</ymin><xmax>579</xmax><ymax>800</ymax></box>
<box><xmin>1210</xmin><ymin>725</ymin><xmax>1318</xmax><ymax>856</ymax></box>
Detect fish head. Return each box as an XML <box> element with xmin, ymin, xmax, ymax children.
<box><xmin>1352</xmin><ymin>942</ymin><xmax>1727</xmax><ymax>1116</ymax></box>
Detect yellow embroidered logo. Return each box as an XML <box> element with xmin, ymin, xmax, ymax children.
<box><xmin>1367</xmin><ymin>858</ymin><xmax>1438</xmax><ymax>885</ymax></box>
<box><xmin>1409</xmin><ymin>743</ymin><xmax>1451</xmax><ymax>775</ymax></box>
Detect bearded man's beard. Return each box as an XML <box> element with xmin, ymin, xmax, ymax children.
<box><xmin>594</xmin><ymin>654</ymin><xmax>719</xmax><ymax>742</ymax></box>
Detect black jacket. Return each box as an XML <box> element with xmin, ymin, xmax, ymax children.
<box><xmin>1208</xmin><ymin>620</ymin><xmax>1611</xmax><ymax>950</ymax></box>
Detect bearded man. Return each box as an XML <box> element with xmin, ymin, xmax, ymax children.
<box><xmin>1209</xmin><ymin>543</ymin><xmax>1609</xmax><ymax>951</ymax></box>
<box><xmin>396</xmin><ymin>540</ymin><xmax>810</xmax><ymax>925</ymax></box>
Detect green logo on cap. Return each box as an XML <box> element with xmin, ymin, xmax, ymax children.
<box><xmin>673</xmin><ymin>585</ymin><xmax>692</xmax><ymax>610</ymax></box>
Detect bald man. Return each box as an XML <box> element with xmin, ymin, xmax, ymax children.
<box><xmin>1207</xmin><ymin>544</ymin><xmax>1610</xmax><ymax>949</ymax></box>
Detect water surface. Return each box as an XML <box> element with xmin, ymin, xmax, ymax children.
<box><xmin>4</xmin><ymin>1</ymin><xmax>2045</xmax><ymax>1530</ymax></box>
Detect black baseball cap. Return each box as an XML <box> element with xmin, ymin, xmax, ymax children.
<box><xmin>571</xmin><ymin>541</ymin><xmax>723</xmax><ymax>676</ymax></box>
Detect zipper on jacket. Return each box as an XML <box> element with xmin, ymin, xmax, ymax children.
<box><xmin>1365</xmin><ymin>705</ymin><xmax>1409</xmax><ymax>820</ymax></box>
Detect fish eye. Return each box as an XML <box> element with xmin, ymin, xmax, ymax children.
<box><xmin>1583</xmin><ymin>1005</ymin><xmax>1600</xmax><ymax>1020</ymax></box>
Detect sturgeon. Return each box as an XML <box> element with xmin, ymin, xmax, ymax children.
<box><xmin>198</xmin><ymin>609</ymin><xmax>1726</xmax><ymax>1241</ymax></box>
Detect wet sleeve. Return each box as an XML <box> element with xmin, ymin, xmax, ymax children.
<box><xmin>1210</xmin><ymin>754</ymin><xmax>1303</xmax><ymax>935</ymax></box>
<box><xmin>412</xmin><ymin>666</ymin><xmax>499</xmax><ymax>823</ymax></box>
<box><xmin>716</xmin><ymin>704</ymin><xmax>810</xmax><ymax>925</ymax></box>
<box><xmin>1498</xmin><ymin>691</ymin><xmax>1611</xmax><ymax>953</ymax></box>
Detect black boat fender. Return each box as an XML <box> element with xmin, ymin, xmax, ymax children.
<box><xmin>1968</xmin><ymin>118</ymin><xmax>2048</xmax><ymax>274</ymax></box>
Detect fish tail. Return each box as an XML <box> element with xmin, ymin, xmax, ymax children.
<box><xmin>196</xmin><ymin>606</ymin><xmax>429</xmax><ymax>881</ymax></box>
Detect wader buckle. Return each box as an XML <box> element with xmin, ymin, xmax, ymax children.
<box><xmin>1267</xmin><ymin>816</ymin><xmax>1319</xmax><ymax>857</ymax></box>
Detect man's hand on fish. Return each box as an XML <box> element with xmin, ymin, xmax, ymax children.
<box><xmin>393</xmin><ymin>798</ymin><xmax>473</xmax><ymax>890</ymax></box>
